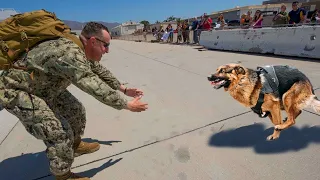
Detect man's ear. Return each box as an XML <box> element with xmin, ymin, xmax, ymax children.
<box><xmin>79</xmin><ymin>34</ymin><xmax>88</xmax><ymax>46</ymax></box>
<box><xmin>235</xmin><ymin>66</ymin><xmax>246</xmax><ymax>75</ymax></box>
<box><xmin>89</xmin><ymin>37</ymin><xmax>97</xmax><ymax>45</ymax></box>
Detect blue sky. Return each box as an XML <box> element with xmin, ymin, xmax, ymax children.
<box><xmin>2</xmin><ymin>0</ymin><xmax>263</xmax><ymax>23</ymax></box>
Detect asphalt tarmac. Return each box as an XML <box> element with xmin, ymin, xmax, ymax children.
<box><xmin>1</xmin><ymin>40</ymin><xmax>320</xmax><ymax>180</ymax></box>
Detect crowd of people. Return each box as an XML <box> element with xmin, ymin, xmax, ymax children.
<box><xmin>241</xmin><ymin>2</ymin><xmax>319</xmax><ymax>29</ymax></box>
<box><xmin>151</xmin><ymin>13</ymin><xmax>213</xmax><ymax>45</ymax></box>
<box><xmin>149</xmin><ymin>1</ymin><xmax>319</xmax><ymax>45</ymax></box>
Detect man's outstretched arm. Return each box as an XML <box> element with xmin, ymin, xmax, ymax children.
<box><xmin>90</xmin><ymin>61</ymin><xmax>142</xmax><ymax>97</ymax></box>
<box><xmin>90</xmin><ymin>61</ymin><xmax>123</xmax><ymax>91</ymax></box>
<box><xmin>44</xmin><ymin>42</ymin><xmax>127</xmax><ymax>110</ymax></box>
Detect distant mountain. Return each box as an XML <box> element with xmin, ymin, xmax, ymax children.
<box><xmin>62</xmin><ymin>20</ymin><xmax>121</xmax><ymax>30</ymax></box>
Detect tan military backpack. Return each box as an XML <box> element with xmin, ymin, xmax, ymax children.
<box><xmin>0</xmin><ymin>9</ymin><xmax>84</xmax><ymax>70</ymax></box>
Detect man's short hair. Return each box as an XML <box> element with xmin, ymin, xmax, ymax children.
<box><xmin>292</xmin><ymin>1</ymin><xmax>299</xmax><ymax>5</ymax></box>
<box><xmin>81</xmin><ymin>22</ymin><xmax>109</xmax><ymax>38</ymax></box>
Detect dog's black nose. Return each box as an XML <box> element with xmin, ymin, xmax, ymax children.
<box><xmin>207</xmin><ymin>76</ymin><xmax>212</xmax><ymax>81</ymax></box>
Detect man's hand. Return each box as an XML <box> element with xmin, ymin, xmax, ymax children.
<box><xmin>125</xmin><ymin>88</ymin><xmax>143</xmax><ymax>97</ymax></box>
<box><xmin>126</xmin><ymin>96</ymin><xmax>148</xmax><ymax>112</ymax></box>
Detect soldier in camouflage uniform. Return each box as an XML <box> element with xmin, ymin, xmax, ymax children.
<box><xmin>0</xmin><ymin>22</ymin><xmax>148</xmax><ymax>180</ymax></box>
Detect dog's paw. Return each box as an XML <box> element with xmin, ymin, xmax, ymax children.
<box><xmin>267</xmin><ymin>134</ymin><xmax>279</xmax><ymax>141</ymax></box>
<box><xmin>274</xmin><ymin>125</ymin><xmax>283</xmax><ymax>131</ymax></box>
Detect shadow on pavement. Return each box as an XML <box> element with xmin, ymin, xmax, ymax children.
<box><xmin>0</xmin><ymin>151</ymin><xmax>50</xmax><ymax>180</ymax></box>
<box><xmin>208</xmin><ymin>123</ymin><xmax>320</xmax><ymax>154</ymax></box>
<box><xmin>77</xmin><ymin>158</ymin><xmax>122</xmax><ymax>178</ymax></box>
<box><xmin>0</xmin><ymin>139</ymin><xmax>122</xmax><ymax>180</ymax></box>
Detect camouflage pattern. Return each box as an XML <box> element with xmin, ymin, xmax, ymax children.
<box><xmin>0</xmin><ymin>37</ymin><xmax>128</xmax><ymax>175</ymax></box>
<box><xmin>90</xmin><ymin>61</ymin><xmax>121</xmax><ymax>90</ymax></box>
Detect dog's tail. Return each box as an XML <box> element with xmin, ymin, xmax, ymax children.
<box><xmin>305</xmin><ymin>95</ymin><xmax>320</xmax><ymax>114</ymax></box>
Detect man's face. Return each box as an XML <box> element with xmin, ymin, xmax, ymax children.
<box><xmin>292</xmin><ymin>3</ymin><xmax>298</xmax><ymax>11</ymax></box>
<box><xmin>87</xmin><ymin>29</ymin><xmax>110</xmax><ymax>61</ymax></box>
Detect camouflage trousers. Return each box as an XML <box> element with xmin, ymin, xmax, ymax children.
<box><xmin>1</xmin><ymin>87</ymin><xmax>86</xmax><ymax>176</ymax></box>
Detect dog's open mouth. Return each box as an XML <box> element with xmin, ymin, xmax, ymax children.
<box><xmin>208</xmin><ymin>76</ymin><xmax>230</xmax><ymax>89</ymax></box>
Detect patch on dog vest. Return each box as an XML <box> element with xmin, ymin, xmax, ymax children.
<box><xmin>251</xmin><ymin>65</ymin><xmax>280</xmax><ymax>118</ymax></box>
<box><xmin>259</xmin><ymin>65</ymin><xmax>280</xmax><ymax>98</ymax></box>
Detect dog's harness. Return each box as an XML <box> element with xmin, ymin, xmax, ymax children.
<box><xmin>251</xmin><ymin>65</ymin><xmax>280</xmax><ymax>118</ymax></box>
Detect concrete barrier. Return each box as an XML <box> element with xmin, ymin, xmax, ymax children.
<box><xmin>199</xmin><ymin>26</ymin><xmax>320</xmax><ymax>59</ymax></box>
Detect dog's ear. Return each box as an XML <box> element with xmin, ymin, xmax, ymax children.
<box><xmin>235</xmin><ymin>66</ymin><xmax>246</xmax><ymax>75</ymax></box>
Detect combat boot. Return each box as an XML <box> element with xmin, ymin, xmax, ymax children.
<box><xmin>73</xmin><ymin>138</ymin><xmax>100</xmax><ymax>157</ymax></box>
<box><xmin>55</xmin><ymin>171</ymin><xmax>90</xmax><ymax>180</ymax></box>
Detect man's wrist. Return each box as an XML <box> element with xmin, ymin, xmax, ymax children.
<box><xmin>119</xmin><ymin>84</ymin><xmax>126</xmax><ymax>93</ymax></box>
<box><xmin>123</xmin><ymin>99</ymin><xmax>130</xmax><ymax>110</ymax></box>
<box><xmin>124</xmin><ymin>87</ymin><xmax>127</xmax><ymax>95</ymax></box>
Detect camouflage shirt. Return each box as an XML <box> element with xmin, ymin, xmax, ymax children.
<box><xmin>0</xmin><ymin>38</ymin><xmax>127</xmax><ymax>110</ymax></box>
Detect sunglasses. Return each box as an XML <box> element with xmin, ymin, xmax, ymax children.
<box><xmin>86</xmin><ymin>37</ymin><xmax>110</xmax><ymax>48</ymax></box>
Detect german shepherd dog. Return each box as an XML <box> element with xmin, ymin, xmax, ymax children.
<box><xmin>207</xmin><ymin>63</ymin><xmax>320</xmax><ymax>141</ymax></box>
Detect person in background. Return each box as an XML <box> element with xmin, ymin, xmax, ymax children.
<box><xmin>310</xmin><ymin>9</ymin><xmax>320</xmax><ymax>24</ymax></box>
<box><xmin>191</xmin><ymin>17</ymin><xmax>199</xmax><ymax>44</ymax></box>
<box><xmin>176</xmin><ymin>23</ymin><xmax>182</xmax><ymax>43</ymax></box>
<box><xmin>288</xmin><ymin>1</ymin><xmax>306</xmax><ymax>24</ymax></box>
<box><xmin>273</xmin><ymin>4</ymin><xmax>289</xmax><ymax>26</ymax></box>
<box><xmin>252</xmin><ymin>10</ymin><xmax>264</xmax><ymax>28</ymax></box>
<box><xmin>143</xmin><ymin>27</ymin><xmax>148</xmax><ymax>41</ymax></box>
<box><xmin>182</xmin><ymin>20</ymin><xmax>190</xmax><ymax>43</ymax></box>
<box><xmin>167</xmin><ymin>24</ymin><xmax>174</xmax><ymax>43</ymax></box>
<box><xmin>244</xmin><ymin>11</ymin><xmax>253</xmax><ymax>25</ymax></box>
<box><xmin>201</xmin><ymin>14</ymin><xmax>212</xmax><ymax>31</ymax></box>
<box><xmin>216</xmin><ymin>14</ymin><xmax>226</xmax><ymax>29</ymax></box>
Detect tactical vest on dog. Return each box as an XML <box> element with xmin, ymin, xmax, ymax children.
<box><xmin>251</xmin><ymin>65</ymin><xmax>279</xmax><ymax>118</ymax></box>
<box><xmin>251</xmin><ymin>65</ymin><xmax>313</xmax><ymax>118</ymax></box>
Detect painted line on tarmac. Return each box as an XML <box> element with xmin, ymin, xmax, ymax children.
<box><xmin>117</xmin><ymin>47</ymin><xmax>207</xmax><ymax>78</ymax></box>
<box><xmin>0</xmin><ymin>121</ymin><xmax>19</xmax><ymax>147</ymax></box>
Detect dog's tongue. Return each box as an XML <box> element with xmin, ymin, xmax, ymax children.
<box><xmin>210</xmin><ymin>81</ymin><xmax>220</xmax><ymax>85</ymax></box>
<box><xmin>210</xmin><ymin>80</ymin><xmax>224</xmax><ymax>86</ymax></box>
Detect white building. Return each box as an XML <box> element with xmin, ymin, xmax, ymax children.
<box><xmin>111</xmin><ymin>21</ymin><xmax>144</xmax><ymax>36</ymax></box>
<box><xmin>0</xmin><ymin>8</ymin><xmax>19</xmax><ymax>21</ymax></box>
